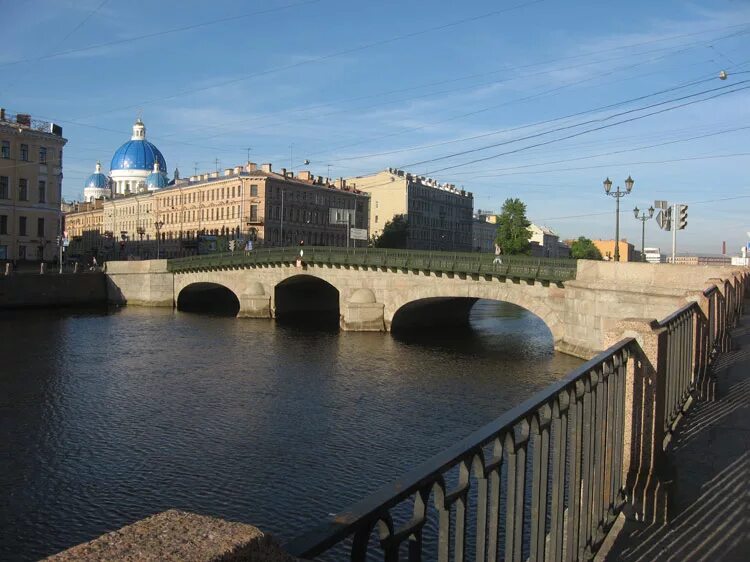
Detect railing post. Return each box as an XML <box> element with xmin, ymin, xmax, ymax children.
<box><xmin>605</xmin><ymin>319</ymin><xmax>673</xmax><ymax>523</ymax></box>
<box><xmin>685</xmin><ymin>290</ymin><xmax>714</xmax><ymax>401</ymax></box>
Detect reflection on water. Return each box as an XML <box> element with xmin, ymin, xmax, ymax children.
<box><xmin>0</xmin><ymin>300</ymin><xmax>581</xmax><ymax>561</ymax></box>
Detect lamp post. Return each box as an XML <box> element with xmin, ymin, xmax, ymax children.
<box><xmin>154</xmin><ymin>220</ymin><xmax>164</xmax><ymax>259</ymax></box>
<box><xmin>633</xmin><ymin>205</ymin><xmax>654</xmax><ymax>261</ymax></box>
<box><xmin>603</xmin><ymin>176</ymin><xmax>634</xmax><ymax>262</ymax></box>
<box><xmin>136</xmin><ymin>226</ymin><xmax>145</xmax><ymax>258</ymax></box>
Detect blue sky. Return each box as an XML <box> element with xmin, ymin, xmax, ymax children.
<box><xmin>3</xmin><ymin>0</ymin><xmax>749</xmax><ymax>254</ymax></box>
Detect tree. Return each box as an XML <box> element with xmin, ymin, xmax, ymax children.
<box><xmin>570</xmin><ymin>236</ymin><xmax>603</xmax><ymax>260</ymax></box>
<box><xmin>374</xmin><ymin>214</ymin><xmax>409</xmax><ymax>248</ymax></box>
<box><xmin>495</xmin><ymin>198</ymin><xmax>532</xmax><ymax>255</ymax></box>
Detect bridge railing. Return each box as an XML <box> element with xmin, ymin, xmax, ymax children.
<box><xmin>284</xmin><ymin>271</ymin><xmax>748</xmax><ymax>561</ymax></box>
<box><xmin>166</xmin><ymin>247</ymin><xmax>578</xmax><ymax>282</ymax></box>
<box><xmin>286</xmin><ymin>339</ymin><xmax>635</xmax><ymax>562</ymax></box>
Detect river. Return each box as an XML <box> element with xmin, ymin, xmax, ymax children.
<box><xmin>0</xmin><ymin>300</ymin><xmax>582</xmax><ymax>560</ymax></box>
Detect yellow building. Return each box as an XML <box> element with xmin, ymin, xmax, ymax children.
<box><xmin>66</xmin><ymin>163</ymin><xmax>369</xmax><ymax>259</ymax></box>
<box><xmin>593</xmin><ymin>239</ymin><xmax>635</xmax><ymax>262</ymax></box>
<box><xmin>0</xmin><ymin>109</ymin><xmax>67</xmax><ymax>262</ymax></box>
<box><xmin>346</xmin><ymin>168</ymin><xmax>474</xmax><ymax>251</ymax></box>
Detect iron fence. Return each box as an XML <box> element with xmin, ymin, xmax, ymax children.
<box><xmin>166</xmin><ymin>247</ymin><xmax>577</xmax><ymax>283</ymax></box>
<box><xmin>285</xmin><ymin>340</ymin><xmax>634</xmax><ymax>561</ymax></box>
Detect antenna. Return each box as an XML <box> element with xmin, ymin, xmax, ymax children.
<box><xmin>289</xmin><ymin>143</ymin><xmax>294</xmax><ymax>173</ymax></box>
<box><xmin>327</xmin><ymin>164</ymin><xmax>331</xmax><ymax>181</ymax></box>
<box><xmin>214</xmin><ymin>158</ymin><xmax>220</xmax><ymax>173</ymax></box>
<box><xmin>194</xmin><ymin>162</ymin><xmax>198</xmax><ymax>175</ymax></box>
<box><xmin>246</xmin><ymin>147</ymin><xmax>252</xmax><ymax>162</ymax></box>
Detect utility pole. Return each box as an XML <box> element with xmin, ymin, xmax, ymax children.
<box><xmin>672</xmin><ymin>202</ymin><xmax>678</xmax><ymax>263</ymax></box>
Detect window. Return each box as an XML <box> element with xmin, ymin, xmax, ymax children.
<box><xmin>1</xmin><ymin>141</ymin><xmax>9</xmax><ymax>159</ymax></box>
<box><xmin>18</xmin><ymin>179</ymin><xmax>28</xmax><ymax>200</ymax></box>
<box><xmin>39</xmin><ymin>147</ymin><xmax>47</xmax><ymax>163</ymax></box>
<box><xmin>20</xmin><ymin>144</ymin><xmax>28</xmax><ymax>161</ymax></box>
<box><xmin>250</xmin><ymin>204</ymin><xmax>258</xmax><ymax>221</ymax></box>
<box><xmin>0</xmin><ymin>215</ymin><xmax>7</xmax><ymax>234</ymax></box>
<box><xmin>19</xmin><ymin>216</ymin><xmax>27</xmax><ymax>236</ymax></box>
<box><xmin>250</xmin><ymin>184</ymin><xmax>258</xmax><ymax>197</ymax></box>
<box><xmin>0</xmin><ymin>176</ymin><xmax>7</xmax><ymax>199</ymax></box>
<box><xmin>37</xmin><ymin>217</ymin><xmax>44</xmax><ymax>237</ymax></box>
<box><xmin>38</xmin><ymin>180</ymin><xmax>46</xmax><ymax>203</ymax></box>
<box><xmin>375</xmin><ymin>215</ymin><xmax>379</xmax><ymax>224</ymax></box>
<box><xmin>0</xmin><ymin>245</ymin><xmax>6</xmax><ymax>259</ymax></box>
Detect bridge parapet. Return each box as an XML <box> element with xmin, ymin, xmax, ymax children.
<box><xmin>167</xmin><ymin>247</ymin><xmax>578</xmax><ymax>283</ymax></box>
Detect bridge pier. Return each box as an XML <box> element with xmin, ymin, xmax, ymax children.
<box><xmin>236</xmin><ymin>281</ymin><xmax>272</xmax><ymax>318</ymax></box>
<box><xmin>341</xmin><ymin>288</ymin><xmax>385</xmax><ymax>331</ymax></box>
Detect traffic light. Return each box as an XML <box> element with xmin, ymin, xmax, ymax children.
<box><xmin>228</xmin><ymin>240</ymin><xmax>236</xmax><ymax>252</ymax></box>
<box><xmin>678</xmin><ymin>204</ymin><xmax>688</xmax><ymax>230</ymax></box>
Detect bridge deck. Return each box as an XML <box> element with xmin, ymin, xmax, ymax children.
<box><xmin>605</xmin><ymin>298</ymin><xmax>750</xmax><ymax>561</ymax></box>
<box><xmin>167</xmin><ymin>247</ymin><xmax>577</xmax><ymax>283</ymax></box>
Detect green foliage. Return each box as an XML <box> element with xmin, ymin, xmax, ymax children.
<box><xmin>570</xmin><ymin>236</ymin><xmax>603</xmax><ymax>260</ymax></box>
<box><xmin>374</xmin><ymin>214</ymin><xmax>409</xmax><ymax>248</ymax></box>
<box><xmin>495</xmin><ymin>198</ymin><xmax>532</xmax><ymax>255</ymax></box>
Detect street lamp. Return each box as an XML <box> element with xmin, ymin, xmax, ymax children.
<box><xmin>136</xmin><ymin>226</ymin><xmax>145</xmax><ymax>258</ymax></box>
<box><xmin>603</xmin><ymin>176</ymin><xmax>634</xmax><ymax>261</ymax></box>
<box><xmin>154</xmin><ymin>220</ymin><xmax>164</xmax><ymax>259</ymax></box>
<box><xmin>633</xmin><ymin>205</ymin><xmax>655</xmax><ymax>262</ymax></box>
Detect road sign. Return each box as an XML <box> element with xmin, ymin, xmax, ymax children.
<box><xmin>350</xmin><ymin>228</ymin><xmax>368</xmax><ymax>240</ymax></box>
<box><xmin>656</xmin><ymin>209</ymin><xmax>671</xmax><ymax>231</ymax></box>
<box><xmin>329</xmin><ymin>208</ymin><xmax>355</xmax><ymax>225</ymax></box>
<box><xmin>654</xmin><ymin>200</ymin><xmax>669</xmax><ymax>209</ymax></box>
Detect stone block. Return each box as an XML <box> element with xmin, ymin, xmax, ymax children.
<box><xmin>45</xmin><ymin>509</ymin><xmax>299</xmax><ymax>562</ymax></box>
<box><xmin>342</xmin><ymin>302</ymin><xmax>385</xmax><ymax>331</ymax></box>
<box><xmin>238</xmin><ymin>296</ymin><xmax>271</xmax><ymax>318</ymax></box>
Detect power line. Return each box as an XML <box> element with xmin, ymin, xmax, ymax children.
<box><xmin>423</xmin><ymin>81</ymin><xmax>750</xmax><ymax>175</ymax></box>
<box><xmin>401</xmin><ymin>79</ymin><xmax>747</xmax><ymax>170</ymax></box>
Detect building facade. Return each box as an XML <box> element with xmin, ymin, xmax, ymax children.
<box><xmin>472</xmin><ymin>210</ymin><xmax>497</xmax><ymax>253</ymax></box>
<box><xmin>66</xmin><ymin>163</ymin><xmax>369</xmax><ymax>259</ymax></box>
<box><xmin>346</xmin><ymin>168</ymin><xmax>474</xmax><ymax>251</ymax></box>
<box><xmin>0</xmin><ymin>109</ymin><xmax>67</xmax><ymax>262</ymax></box>
<box><xmin>529</xmin><ymin>224</ymin><xmax>570</xmax><ymax>258</ymax></box>
<box><xmin>593</xmin><ymin>239</ymin><xmax>635</xmax><ymax>261</ymax></box>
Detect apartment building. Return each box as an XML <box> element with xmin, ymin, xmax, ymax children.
<box><xmin>0</xmin><ymin>109</ymin><xmax>67</xmax><ymax>262</ymax></box>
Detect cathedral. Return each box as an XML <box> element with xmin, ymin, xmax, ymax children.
<box><xmin>83</xmin><ymin>118</ymin><xmax>171</xmax><ymax>202</ymax></box>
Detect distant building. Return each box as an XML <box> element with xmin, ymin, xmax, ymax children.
<box><xmin>65</xmin><ymin>162</ymin><xmax>368</xmax><ymax>259</ymax></box>
<box><xmin>472</xmin><ymin>211</ymin><xmax>497</xmax><ymax>252</ymax></box>
<box><xmin>346</xmin><ymin>168</ymin><xmax>474</xmax><ymax>251</ymax></box>
<box><xmin>529</xmin><ymin>224</ymin><xmax>570</xmax><ymax>258</ymax></box>
<box><xmin>593</xmin><ymin>239</ymin><xmax>635</xmax><ymax>262</ymax></box>
<box><xmin>0</xmin><ymin>108</ymin><xmax>67</xmax><ymax>262</ymax></box>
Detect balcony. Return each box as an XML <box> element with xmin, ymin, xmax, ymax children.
<box><xmin>246</xmin><ymin>217</ymin><xmax>264</xmax><ymax>225</ymax></box>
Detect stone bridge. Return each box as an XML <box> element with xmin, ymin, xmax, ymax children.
<box><xmin>104</xmin><ymin>248</ymin><xmax>743</xmax><ymax>359</ymax></box>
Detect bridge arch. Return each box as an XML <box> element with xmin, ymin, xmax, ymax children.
<box><xmin>177</xmin><ymin>282</ymin><xmax>240</xmax><ymax>316</ymax></box>
<box><xmin>274</xmin><ymin>274</ymin><xmax>340</xmax><ymax>327</ymax></box>
<box><xmin>386</xmin><ymin>283</ymin><xmax>563</xmax><ymax>345</ymax></box>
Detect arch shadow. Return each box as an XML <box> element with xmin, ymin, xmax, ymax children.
<box><xmin>274</xmin><ymin>275</ymin><xmax>340</xmax><ymax>330</ymax></box>
<box><xmin>177</xmin><ymin>282</ymin><xmax>240</xmax><ymax>316</ymax></box>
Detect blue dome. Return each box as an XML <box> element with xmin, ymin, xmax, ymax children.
<box><xmin>110</xmin><ymin>140</ymin><xmax>166</xmax><ymax>172</ymax></box>
<box><xmin>146</xmin><ymin>171</ymin><xmax>168</xmax><ymax>189</ymax></box>
<box><xmin>85</xmin><ymin>172</ymin><xmax>109</xmax><ymax>188</ymax></box>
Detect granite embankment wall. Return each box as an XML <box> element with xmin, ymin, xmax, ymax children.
<box><xmin>0</xmin><ymin>273</ymin><xmax>108</xmax><ymax>309</ymax></box>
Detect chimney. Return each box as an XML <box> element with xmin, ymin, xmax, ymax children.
<box><xmin>280</xmin><ymin>167</ymin><xmax>287</xmax><ymax>177</ymax></box>
<box><xmin>247</xmin><ymin>162</ymin><xmax>257</xmax><ymax>172</ymax></box>
<box><xmin>261</xmin><ymin>163</ymin><xmax>272</xmax><ymax>173</ymax></box>
<box><xmin>234</xmin><ymin>166</ymin><xmax>242</xmax><ymax>174</ymax></box>
<box><xmin>298</xmin><ymin>170</ymin><xmax>311</xmax><ymax>181</ymax></box>
<box><xmin>224</xmin><ymin>168</ymin><xmax>233</xmax><ymax>176</ymax></box>
<box><xmin>0</xmin><ymin>108</ymin><xmax>4</xmax><ymax>121</ymax></box>
<box><xmin>316</xmin><ymin>175</ymin><xmax>323</xmax><ymax>184</ymax></box>
<box><xmin>210</xmin><ymin>171</ymin><xmax>219</xmax><ymax>178</ymax></box>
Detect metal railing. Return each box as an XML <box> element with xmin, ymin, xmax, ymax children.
<box><xmin>286</xmin><ymin>340</ymin><xmax>634</xmax><ymax>561</ymax></box>
<box><xmin>285</xmin><ymin>272</ymin><xmax>748</xmax><ymax>561</ymax></box>
<box><xmin>167</xmin><ymin>247</ymin><xmax>578</xmax><ymax>283</ymax></box>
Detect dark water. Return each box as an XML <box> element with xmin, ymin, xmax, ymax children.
<box><xmin>0</xmin><ymin>301</ymin><xmax>582</xmax><ymax>561</ymax></box>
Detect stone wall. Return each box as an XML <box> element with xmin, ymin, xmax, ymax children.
<box><xmin>0</xmin><ymin>272</ymin><xmax>107</xmax><ymax>309</ymax></box>
<box><xmin>105</xmin><ymin>260</ymin><xmax>174</xmax><ymax>307</ymax></box>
